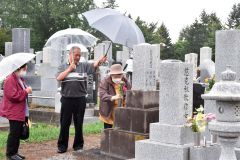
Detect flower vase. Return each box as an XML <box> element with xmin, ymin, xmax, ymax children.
<box><xmin>193</xmin><ymin>132</ymin><xmax>201</xmax><ymax>147</ymax></box>
<box><xmin>211</xmin><ymin>134</ymin><xmax>218</xmax><ymax>144</ymax></box>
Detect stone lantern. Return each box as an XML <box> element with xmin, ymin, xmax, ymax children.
<box><xmin>202</xmin><ymin>66</ymin><xmax>240</xmax><ymax>160</ymax></box>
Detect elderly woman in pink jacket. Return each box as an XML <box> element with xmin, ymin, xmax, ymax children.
<box><xmin>0</xmin><ymin>64</ymin><xmax>32</xmax><ymax>160</ymax></box>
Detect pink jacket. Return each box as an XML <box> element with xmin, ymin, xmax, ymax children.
<box><xmin>0</xmin><ymin>73</ymin><xmax>28</xmax><ymax>122</ymax></box>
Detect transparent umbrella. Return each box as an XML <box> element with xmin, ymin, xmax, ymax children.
<box><xmin>66</xmin><ymin>43</ymin><xmax>88</xmax><ymax>52</ymax></box>
<box><xmin>45</xmin><ymin>28</ymin><xmax>98</xmax><ymax>47</ymax></box>
<box><xmin>0</xmin><ymin>53</ymin><xmax>35</xmax><ymax>81</ymax></box>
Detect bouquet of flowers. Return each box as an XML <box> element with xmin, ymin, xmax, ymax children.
<box><xmin>116</xmin><ymin>81</ymin><xmax>128</xmax><ymax>107</ymax></box>
<box><xmin>205</xmin><ymin>75</ymin><xmax>215</xmax><ymax>92</ymax></box>
<box><xmin>186</xmin><ymin>106</ymin><xmax>216</xmax><ymax>132</ymax></box>
<box><xmin>118</xmin><ymin>81</ymin><xmax>127</xmax><ymax>96</ymax></box>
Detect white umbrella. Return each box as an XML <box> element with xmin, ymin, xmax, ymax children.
<box><xmin>0</xmin><ymin>53</ymin><xmax>35</xmax><ymax>81</ymax></box>
<box><xmin>82</xmin><ymin>8</ymin><xmax>145</xmax><ymax>49</ymax></box>
<box><xmin>45</xmin><ymin>28</ymin><xmax>98</xmax><ymax>47</ymax></box>
<box><xmin>66</xmin><ymin>43</ymin><xmax>88</xmax><ymax>52</ymax></box>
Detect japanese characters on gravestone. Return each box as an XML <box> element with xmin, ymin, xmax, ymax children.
<box><xmin>185</xmin><ymin>53</ymin><xmax>198</xmax><ymax>79</ymax></box>
<box><xmin>132</xmin><ymin>44</ymin><xmax>157</xmax><ymax>91</ymax></box>
<box><xmin>183</xmin><ymin>66</ymin><xmax>191</xmax><ymax>118</ymax></box>
<box><xmin>12</xmin><ymin>28</ymin><xmax>30</xmax><ymax>54</ymax></box>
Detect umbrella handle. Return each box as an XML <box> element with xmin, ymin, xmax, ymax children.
<box><xmin>104</xmin><ymin>42</ymin><xmax>112</xmax><ymax>57</ymax></box>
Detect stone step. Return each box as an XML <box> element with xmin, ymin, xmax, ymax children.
<box><xmin>114</xmin><ymin>107</ymin><xmax>159</xmax><ymax>134</ymax></box>
<box><xmin>101</xmin><ymin>128</ymin><xmax>148</xmax><ymax>160</ymax></box>
<box><xmin>135</xmin><ymin>139</ymin><xmax>191</xmax><ymax>160</ymax></box>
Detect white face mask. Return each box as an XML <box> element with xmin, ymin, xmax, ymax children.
<box><xmin>19</xmin><ymin>70</ymin><xmax>27</xmax><ymax>77</ymax></box>
<box><xmin>112</xmin><ymin>78</ymin><xmax>122</xmax><ymax>84</ymax></box>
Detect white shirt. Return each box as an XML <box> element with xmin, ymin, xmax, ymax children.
<box><xmin>125</xmin><ymin>59</ymin><xmax>133</xmax><ymax>72</ymax></box>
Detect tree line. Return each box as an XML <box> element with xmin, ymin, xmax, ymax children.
<box><xmin>0</xmin><ymin>0</ymin><xmax>239</xmax><ymax>61</ymax></box>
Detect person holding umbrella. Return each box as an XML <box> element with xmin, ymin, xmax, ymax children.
<box><xmin>56</xmin><ymin>46</ymin><xmax>107</xmax><ymax>153</ymax></box>
<box><xmin>0</xmin><ymin>53</ymin><xmax>35</xmax><ymax>160</ymax></box>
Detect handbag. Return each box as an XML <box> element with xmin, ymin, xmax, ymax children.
<box><xmin>20</xmin><ymin>122</ymin><xmax>29</xmax><ymax>140</ymax></box>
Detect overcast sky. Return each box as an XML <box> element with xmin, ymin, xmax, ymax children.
<box><xmin>95</xmin><ymin>0</ymin><xmax>239</xmax><ymax>43</ymax></box>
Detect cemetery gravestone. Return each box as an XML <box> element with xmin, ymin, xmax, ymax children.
<box><xmin>12</xmin><ymin>28</ymin><xmax>30</xmax><ymax>54</ymax></box>
<box><xmin>200</xmin><ymin>47</ymin><xmax>212</xmax><ymax>66</ymax></box>
<box><xmin>5</xmin><ymin>42</ymin><xmax>12</xmax><ymax>56</ymax></box>
<box><xmin>132</xmin><ymin>44</ymin><xmax>158</xmax><ymax>91</ymax></box>
<box><xmin>135</xmin><ymin>61</ymin><xmax>194</xmax><ymax>160</ymax></box>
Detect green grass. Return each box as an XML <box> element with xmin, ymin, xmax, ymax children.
<box><xmin>0</xmin><ymin>151</ymin><xmax>4</xmax><ymax>160</ymax></box>
<box><xmin>0</xmin><ymin>122</ymin><xmax>103</xmax><ymax>159</ymax></box>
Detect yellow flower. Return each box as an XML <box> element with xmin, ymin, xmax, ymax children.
<box><xmin>196</xmin><ymin>113</ymin><xmax>204</xmax><ymax>121</ymax></box>
<box><xmin>204</xmin><ymin>78</ymin><xmax>209</xmax><ymax>83</ymax></box>
<box><xmin>198</xmin><ymin>125</ymin><xmax>206</xmax><ymax>132</ymax></box>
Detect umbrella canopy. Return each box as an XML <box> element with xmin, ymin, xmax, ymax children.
<box><xmin>0</xmin><ymin>53</ymin><xmax>35</xmax><ymax>81</ymax></box>
<box><xmin>82</xmin><ymin>8</ymin><xmax>145</xmax><ymax>48</ymax></box>
<box><xmin>45</xmin><ymin>28</ymin><xmax>98</xmax><ymax>47</ymax></box>
<box><xmin>66</xmin><ymin>43</ymin><xmax>88</xmax><ymax>52</ymax></box>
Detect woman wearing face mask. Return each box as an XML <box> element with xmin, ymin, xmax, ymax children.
<box><xmin>99</xmin><ymin>64</ymin><xmax>131</xmax><ymax>129</ymax></box>
<box><xmin>0</xmin><ymin>64</ymin><xmax>32</xmax><ymax>160</ymax></box>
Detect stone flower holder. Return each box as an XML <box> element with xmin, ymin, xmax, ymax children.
<box><xmin>193</xmin><ymin>132</ymin><xmax>201</xmax><ymax>147</ymax></box>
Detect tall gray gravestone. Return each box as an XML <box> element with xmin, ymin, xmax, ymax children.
<box><xmin>116</xmin><ymin>51</ymin><xmax>123</xmax><ymax>63</ymax></box>
<box><xmin>12</xmin><ymin>28</ymin><xmax>30</xmax><ymax>54</ymax></box>
<box><xmin>215</xmin><ymin>30</ymin><xmax>240</xmax><ymax>82</ymax></box>
<box><xmin>135</xmin><ymin>61</ymin><xmax>194</xmax><ymax>160</ymax></box>
<box><xmin>199</xmin><ymin>47</ymin><xmax>214</xmax><ymax>83</ymax></box>
<box><xmin>5</xmin><ymin>42</ymin><xmax>12</xmax><ymax>56</ymax></box>
<box><xmin>185</xmin><ymin>53</ymin><xmax>198</xmax><ymax>79</ymax></box>
<box><xmin>215</xmin><ymin>29</ymin><xmax>240</xmax><ymax>158</ymax></box>
<box><xmin>132</xmin><ymin>44</ymin><xmax>158</xmax><ymax>91</ymax></box>
<box><xmin>151</xmin><ymin>44</ymin><xmax>160</xmax><ymax>82</ymax></box>
<box><xmin>32</xmin><ymin>47</ymin><xmax>60</xmax><ymax>107</ymax></box>
<box><xmin>200</xmin><ymin>47</ymin><xmax>212</xmax><ymax>66</ymax></box>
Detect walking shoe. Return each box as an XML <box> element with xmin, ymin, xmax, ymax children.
<box><xmin>16</xmin><ymin>154</ymin><xmax>25</xmax><ymax>159</ymax></box>
<box><xmin>7</xmin><ymin>154</ymin><xmax>23</xmax><ymax>160</ymax></box>
<box><xmin>57</xmin><ymin>148</ymin><xmax>67</xmax><ymax>154</ymax></box>
<box><xmin>73</xmin><ymin>146</ymin><xmax>83</xmax><ymax>152</ymax></box>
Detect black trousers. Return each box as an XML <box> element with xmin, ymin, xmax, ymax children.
<box><xmin>6</xmin><ymin>117</ymin><xmax>28</xmax><ymax>156</ymax></box>
<box><xmin>58</xmin><ymin>97</ymin><xmax>86</xmax><ymax>150</ymax></box>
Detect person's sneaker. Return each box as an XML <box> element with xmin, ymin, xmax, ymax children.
<box><xmin>57</xmin><ymin>148</ymin><xmax>67</xmax><ymax>154</ymax></box>
<box><xmin>7</xmin><ymin>154</ymin><xmax>23</xmax><ymax>160</ymax></box>
<box><xmin>73</xmin><ymin>147</ymin><xmax>83</xmax><ymax>152</ymax></box>
<box><xmin>16</xmin><ymin>154</ymin><xmax>25</xmax><ymax>159</ymax></box>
